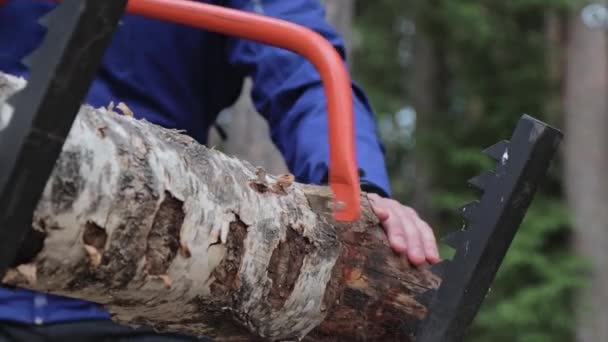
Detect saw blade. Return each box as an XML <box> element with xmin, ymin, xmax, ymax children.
<box><xmin>413</xmin><ymin>114</ymin><xmax>563</xmax><ymax>342</ymax></box>
<box><xmin>0</xmin><ymin>0</ymin><xmax>127</xmax><ymax>277</ymax></box>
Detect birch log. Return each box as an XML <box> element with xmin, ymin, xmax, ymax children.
<box><xmin>0</xmin><ymin>72</ymin><xmax>439</xmax><ymax>341</ymax></box>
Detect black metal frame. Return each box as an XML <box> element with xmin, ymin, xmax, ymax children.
<box><xmin>414</xmin><ymin>114</ymin><xmax>563</xmax><ymax>341</ymax></box>
<box><xmin>0</xmin><ymin>0</ymin><xmax>128</xmax><ymax>278</ymax></box>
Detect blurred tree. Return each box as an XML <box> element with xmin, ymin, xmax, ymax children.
<box><xmin>563</xmin><ymin>2</ymin><xmax>608</xmax><ymax>341</ymax></box>
<box><xmin>322</xmin><ymin>0</ymin><xmax>355</xmax><ymax>61</ymax></box>
<box><xmin>409</xmin><ymin>6</ymin><xmax>450</xmax><ymax>222</ymax></box>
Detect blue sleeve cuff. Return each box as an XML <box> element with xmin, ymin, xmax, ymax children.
<box><xmin>320</xmin><ymin>170</ymin><xmax>391</xmax><ymax>199</ymax></box>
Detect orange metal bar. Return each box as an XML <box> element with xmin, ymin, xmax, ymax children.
<box><xmin>46</xmin><ymin>0</ymin><xmax>361</xmax><ymax>221</ymax></box>
<box><xmin>128</xmin><ymin>0</ymin><xmax>361</xmax><ymax>221</ymax></box>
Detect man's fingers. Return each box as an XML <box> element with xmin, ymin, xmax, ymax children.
<box><xmin>368</xmin><ymin>194</ymin><xmax>400</xmax><ymax>247</ymax></box>
<box><xmin>396</xmin><ymin>208</ymin><xmax>426</xmax><ymax>266</ymax></box>
<box><xmin>417</xmin><ymin>219</ymin><xmax>441</xmax><ymax>264</ymax></box>
<box><xmin>382</xmin><ymin>205</ymin><xmax>408</xmax><ymax>253</ymax></box>
<box><xmin>368</xmin><ymin>194</ymin><xmax>440</xmax><ymax>267</ymax></box>
<box><xmin>368</xmin><ymin>194</ymin><xmax>390</xmax><ymax>221</ymax></box>
<box><xmin>372</xmin><ymin>205</ymin><xmax>390</xmax><ymax>222</ymax></box>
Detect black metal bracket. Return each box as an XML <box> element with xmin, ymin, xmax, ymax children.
<box><xmin>0</xmin><ymin>0</ymin><xmax>128</xmax><ymax>278</ymax></box>
<box><xmin>414</xmin><ymin>114</ymin><xmax>563</xmax><ymax>341</ymax></box>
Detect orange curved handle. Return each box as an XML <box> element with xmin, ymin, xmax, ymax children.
<box><xmin>42</xmin><ymin>0</ymin><xmax>361</xmax><ymax>220</ymax></box>
<box><xmin>126</xmin><ymin>0</ymin><xmax>361</xmax><ymax>221</ymax></box>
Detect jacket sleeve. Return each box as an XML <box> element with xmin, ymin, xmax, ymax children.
<box><xmin>224</xmin><ymin>0</ymin><xmax>392</xmax><ymax>197</ymax></box>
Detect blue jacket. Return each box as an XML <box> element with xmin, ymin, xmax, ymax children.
<box><xmin>0</xmin><ymin>0</ymin><xmax>391</xmax><ymax>325</ymax></box>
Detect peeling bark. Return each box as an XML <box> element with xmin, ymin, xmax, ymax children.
<box><xmin>0</xmin><ymin>72</ymin><xmax>439</xmax><ymax>341</ymax></box>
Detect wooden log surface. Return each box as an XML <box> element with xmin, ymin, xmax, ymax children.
<box><xmin>0</xmin><ymin>72</ymin><xmax>439</xmax><ymax>341</ymax></box>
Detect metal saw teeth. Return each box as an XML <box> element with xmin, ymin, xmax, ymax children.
<box><xmin>36</xmin><ymin>2</ymin><xmax>68</xmax><ymax>27</ymax></box>
<box><xmin>11</xmin><ymin>0</ymin><xmax>85</xmax><ymax>106</ymax></box>
<box><xmin>442</xmin><ymin>229</ymin><xmax>470</xmax><ymax>250</ymax></box>
<box><xmin>18</xmin><ymin>2</ymin><xmax>78</xmax><ymax>71</ymax></box>
<box><xmin>459</xmin><ymin>200</ymin><xmax>479</xmax><ymax>221</ymax></box>
<box><xmin>467</xmin><ymin>170</ymin><xmax>496</xmax><ymax>192</ymax></box>
<box><xmin>19</xmin><ymin>41</ymin><xmax>49</xmax><ymax>71</ymax></box>
<box><xmin>483</xmin><ymin>140</ymin><xmax>510</xmax><ymax>162</ymax></box>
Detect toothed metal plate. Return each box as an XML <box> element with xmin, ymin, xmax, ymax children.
<box><xmin>483</xmin><ymin>140</ymin><xmax>510</xmax><ymax>161</ymax></box>
<box><xmin>0</xmin><ymin>0</ymin><xmax>127</xmax><ymax>277</ymax></box>
<box><xmin>459</xmin><ymin>200</ymin><xmax>479</xmax><ymax>221</ymax></box>
<box><xmin>414</xmin><ymin>115</ymin><xmax>563</xmax><ymax>342</ymax></box>
<box><xmin>467</xmin><ymin>171</ymin><xmax>496</xmax><ymax>192</ymax></box>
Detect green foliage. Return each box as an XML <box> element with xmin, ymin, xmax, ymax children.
<box><xmin>466</xmin><ymin>197</ymin><xmax>588</xmax><ymax>341</ymax></box>
<box><xmin>352</xmin><ymin>0</ymin><xmax>587</xmax><ymax>340</ymax></box>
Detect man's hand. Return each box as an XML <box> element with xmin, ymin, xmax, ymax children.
<box><xmin>367</xmin><ymin>193</ymin><xmax>441</xmax><ymax>266</ymax></box>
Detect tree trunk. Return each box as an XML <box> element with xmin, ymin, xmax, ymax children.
<box><xmin>563</xmin><ymin>4</ymin><xmax>608</xmax><ymax>342</ymax></box>
<box><xmin>410</xmin><ymin>25</ymin><xmax>441</xmax><ymax>219</ymax></box>
<box><xmin>207</xmin><ymin>79</ymin><xmax>288</xmax><ymax>176</ymax></box>
<box><xmin>321</xmin><ymin>0</ymin><xmax>355</xmax><ymax>62</ymax></box>
<box><xmin>0</xmin><ymin>72</ymin><xmax>438</xmax><ymax>341</ymax></box>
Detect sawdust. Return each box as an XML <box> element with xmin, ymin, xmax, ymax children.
<box><xmin>117</xmin><ymin>102</ymin><xmax>134</xmax><ymax>117</ymax></box>
<box><xmin>2</xmin><ymin>264</ymin><xmax>37</xmax><ymax>287</ymax></box>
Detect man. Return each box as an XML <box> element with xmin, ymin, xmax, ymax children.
<box><xmin>0</xmin><ymin>0</ymin><xmax>439</xmax><ymax>340</ymax></box>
